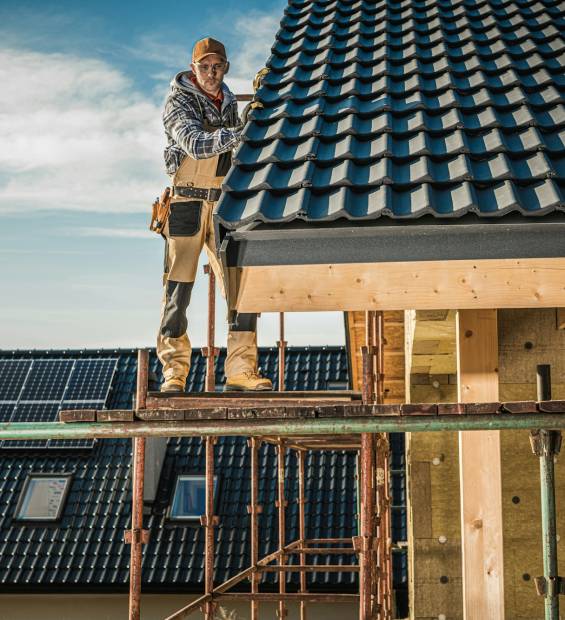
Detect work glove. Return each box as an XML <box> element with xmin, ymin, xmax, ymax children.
<box><xmin>239</xmin><ymin>67</ymin><xmax>270</xmax><ymax>127</ymax></box>
<box><xmin>240</xmin><ymin>100</ymin><xmax>264</xmax><ymax>126</ymax></box>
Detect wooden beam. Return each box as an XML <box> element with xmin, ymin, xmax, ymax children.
<box><xmin>232</xmin><ymin>258</ymin><xmax>565</xmax><ymax>312</ymax></box>
<box><xmin>456</xmin><ymin>310</ymin><xmax>504</xmax><ymax>620</ymax></box>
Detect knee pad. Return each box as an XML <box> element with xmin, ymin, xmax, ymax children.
<box><xmin>160</xmin><ymin>280</ymin><xmax>194</xmax><ymax>338</ymax></box>
<box><xmin>230</xmin><ymin>312</ymin><xmax>257</xmax><ymax>332</ymax></box>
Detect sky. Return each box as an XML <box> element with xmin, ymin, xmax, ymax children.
<box><xmin>0</xmin><ymin>0</ymin><xmax>346</xmax><ymax>351</ymax></box>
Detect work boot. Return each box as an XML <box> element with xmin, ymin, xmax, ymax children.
<box><xmin>225</xmin><ymin>371</ymin><xmax>273</xmax><ymax>392</ymax></box>
<box><xmin>160</xmin><ymin>377</ymin><xmax>186</xmax><ymax>393</ymax></box>
<box><xmin>224</xmin><ymin>330</ymin><xmax>272</xmax><ymax>391</ymax></box>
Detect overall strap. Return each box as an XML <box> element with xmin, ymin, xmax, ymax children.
<box><xmin>172</xmin><ymin>116</ymin><xmax>232</xmax><ymax>189</ymax></box>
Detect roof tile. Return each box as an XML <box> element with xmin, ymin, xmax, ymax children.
<box><xmin>217</xmin><ymin>0</ymin><xmax>565</xmax><ymax>229</ymax></box>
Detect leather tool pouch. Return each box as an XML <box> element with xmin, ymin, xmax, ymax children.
<box><xmin>150</xmin><ymin>187</ymin><xmax>172</xmax><ymax>234</ymax></box>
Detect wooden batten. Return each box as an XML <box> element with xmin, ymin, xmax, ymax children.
<box><xmin>457</xmin><ymin>310</ymin><xmax>505</xmax><ymax>620</ymax></box>
<box><xmin>232</xmin><ymin>258</ymin><xmax>565</xmax><ymax>313</ymax></box>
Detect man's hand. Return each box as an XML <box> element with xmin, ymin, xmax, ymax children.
<box><xmin>240</xmin><ymin>100</ymin><xmax>264</xmax><ymax>126</ymax></box>
<box><xmin>240</xmin><ymin>67</ymin><xmax>270</xmax><ymax>126</ymax></box>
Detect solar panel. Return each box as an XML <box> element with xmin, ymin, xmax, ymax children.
<box><xmin>0</xmin><ymin>404</ymin><xmax>15</xmax><ymax>423</ymax></box>
<box><xmin>19</xmin><ymin>360</ymin><xmax>73</xmax><ymax>401</ymax></box>
<box><xmin>13</xmin><ymin>403</ymin><xmax>60</xmax><ymax>423</ymax></box>
<box><xmin>63</xmin><ymin>358</ymin><xmax>117</xmax><ymax>401</ymax></box>
<box><xmin>0</xmin><ymin>357</ymin><xmax>118</xmax><ymax>451</ymax></box>
<box><xmin>0</xmin><ymin>360</ymin><xmax>32</xmax><ymax>401</ymax></box>
<box><xmin>48</xmin><ymin>402</ymin><xmax>99</xmax><ymax>449</ymax></box>
<box><xmin>3</xmin><ymin>404</ymin><xmax>59</xmax><ymax>449</ymax></box>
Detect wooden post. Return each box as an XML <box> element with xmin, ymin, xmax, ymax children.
<box><xmin>456</xmin><ymin>310</ymin><xmax>504</xmax><ymax>620</ymax></box>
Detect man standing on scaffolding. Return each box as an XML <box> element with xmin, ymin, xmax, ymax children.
<box><xmin>157</xmin><ymin>37</ymin><xmax>272</xmax><ymax>393</ymax></box>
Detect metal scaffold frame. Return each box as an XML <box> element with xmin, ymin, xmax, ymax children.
<box><xmin>0</xmin><ymin>266</ymin><xmax>564</xmax><ymax>619</ymax></box>
<box><xmin>130</xmin><ymin>268</ymin><xmax>394</xmax><ymax>620</ymax></box>
<box><xmin>144</xmin><ymin>287</ymin><xmax>391</xmax><ymax>619</ymax></box>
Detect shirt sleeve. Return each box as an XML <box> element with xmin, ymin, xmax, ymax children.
<box><xmin>163</xmin><ymin>92</ymin><xmax>241</xmax><ymax>160</ymax></box>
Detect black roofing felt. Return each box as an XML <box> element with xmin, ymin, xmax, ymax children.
<box><xmin>0</xmin><ymin>348</ymin><xmax>407</xmax><ymax>608</ymax></box>
<box><xmin>216</xmin><ymin>0</ymin><xmax>565</xmax><ymax>229</ymax></box>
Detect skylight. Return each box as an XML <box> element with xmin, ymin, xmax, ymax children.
<box><xmin>169</xmin><ymin>475</ymin><xmax>217</xmax><ymax>521</ymax></box>
<box><xmin>15</xmin><ymin>474</ymin><xmax>71</xmax><ymax>521</ymax></box>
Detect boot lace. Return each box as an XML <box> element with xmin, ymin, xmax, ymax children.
<box><xmin>243</xmin><ymin>370</ymin><xmax>261</xmax><ymax>379</ymax></box>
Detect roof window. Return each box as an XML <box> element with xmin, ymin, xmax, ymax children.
<box><xmin>169</xmin><ymin>475</ymin><xmax>217</xmax><ymax>521</ymax></box>
<box><xmin>15</xmin><ymin>474</ymin><xmax>71</xmax><ymax>521</ymax></box>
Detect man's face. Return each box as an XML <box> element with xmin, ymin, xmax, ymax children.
<box><xmin>191</xmin><ymin>53</ymin><xmax>228</xmax><ymax>96</ymax></box>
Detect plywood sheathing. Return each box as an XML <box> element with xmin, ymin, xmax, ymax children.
<box><xmin>407</xmin><ymin>308</ymin><xmax>565</xmax><ymax>620</ymax></box>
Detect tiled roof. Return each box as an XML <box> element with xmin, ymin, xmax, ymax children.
<box><xmin>0</xmin><ymin>348</ymin><xmax>407</xmax><ymax>610</ymax></box>
<box><xmin>216</xmin><ymin>0</ymin><xmax>565</xmax><ymax>228</ymax></box>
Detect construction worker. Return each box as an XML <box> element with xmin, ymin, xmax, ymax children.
<box><xmin>157</xmin><ymin>37</ymin><xmax>272</xmax><ymax>393</ymax></box>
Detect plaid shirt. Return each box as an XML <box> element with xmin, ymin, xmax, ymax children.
<box><xmin>163</xmin><ymin>71</ymin><xmax>241</xmax><ymax>175</ymax></box>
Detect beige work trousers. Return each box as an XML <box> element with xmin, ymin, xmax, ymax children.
<box><xmin>156</xmin><ymin>196</ymin><xmax>259</xmax><ymax>384</ymax></box>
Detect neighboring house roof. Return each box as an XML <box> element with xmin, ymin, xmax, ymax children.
<box><xmin>0</xmin><ymin>348</ymin><xmax>407</xmax><ymax>611</ymax></box>
<box><xmin>215</xmin><ymin>0</ymin><xmax>565</xmax><ymax>266</ymax></box>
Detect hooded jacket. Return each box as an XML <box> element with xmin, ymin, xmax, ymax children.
<box><xmin>162</xmin><ymin>71</ymin><xmax>241</xmax><ymax>175</ymax></box>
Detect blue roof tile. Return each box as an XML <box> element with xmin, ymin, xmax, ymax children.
<box><xmin>216</xmin><ymin>0</ymin><xmax>565</xmax><ymax>229</ymax></box>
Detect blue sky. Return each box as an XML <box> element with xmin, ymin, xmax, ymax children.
<box><xmin>0</xmin><ymin>0</ymin><xmax>345</xmax><ymax>350</ymax></box>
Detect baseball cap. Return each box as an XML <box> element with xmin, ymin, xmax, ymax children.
<box><xmin>192</xmin><ymin>37</ymin><xmax>227</xmax><ymax>63</ymax></box>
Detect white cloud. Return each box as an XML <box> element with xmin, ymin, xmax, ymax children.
<box><xmin>0</xmin><ymin>47</ymin><xmax>166</xmax><ymax>214</ymax></box>
<box><xmin>76</xmin><ymin>226</ymin><xmax>152</xmax><ymax>239</ymax></box>
<box><xmin>224</xmin><ymin>10</ymin><xmax>281</xmax><ymax>94</ymax></box>
<box><xmin>0</xmin><ymin>8</ymin><xmax>282</xmax><ymax>215</ymax></box>
<box><xmin>123</xmin><ymin>33</ymin><xmax>188</xmax><ymax>67</ymax></box>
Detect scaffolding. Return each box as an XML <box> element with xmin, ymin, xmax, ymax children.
<box><xmin>121</xmin><ymin>259</ymin><xmax>395</xmax><ymax>620</ymax></box>
<box><xmin>0</xmin><ymin>267</ymin><xmax>564</xmax><ymax>619</ymax></box>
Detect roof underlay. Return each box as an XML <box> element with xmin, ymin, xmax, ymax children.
<box><xmin>214</xmin><ymin>0</ymin><xmax>565</xmax><ymax>312</ymax></box>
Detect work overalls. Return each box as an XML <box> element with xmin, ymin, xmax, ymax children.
<box><xmin>156</xmin><ymin>135</ymin><xmax>259</xmax><ymax>385</ymax></box>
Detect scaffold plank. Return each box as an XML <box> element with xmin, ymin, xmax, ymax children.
<box><xmin>59</xmin><ymin>400</ymin><xmax>565</xmax><ymax>424</ymax></box>
<box><xmin>97</xmin><ymin>410</ymin><xmax>134</xmax><ymax>422</ymax></box>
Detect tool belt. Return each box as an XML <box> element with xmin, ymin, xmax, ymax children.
<box><xmin>150</xmin><ymin>186</ymin><xmax>222</xmax><ymax>234</ymax></box>
<box><xmin>173</xmin><ymin>186</ymin><xmax>222</xmax><ymax>202</ymax></box>
<box><xmin>149</xmin><ymin>187</ymin><xmax>172</xmax><ymax>234</ymax></box>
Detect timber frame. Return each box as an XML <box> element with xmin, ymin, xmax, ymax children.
<box><xmin>229</xmin><ymin>257</ymin><xmax>565</xmax><ymax>313</ymax></box>
<box><xmin>218</xmin><ymin>218</ymin><xmax>565</xmax><ymax>315</ymax></box>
